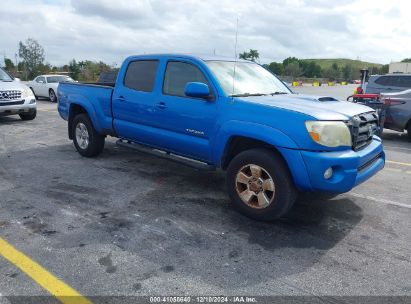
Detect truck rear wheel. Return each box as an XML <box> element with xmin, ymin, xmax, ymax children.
<box><xmin>72</xmin><ymin>114</ymin><xmax>105</xmax><ymax>157</ymax></box>
<box><xmin>226</xmin><ymin>148</ymin><xmax>297</xmax><ymax>221</ymax></box>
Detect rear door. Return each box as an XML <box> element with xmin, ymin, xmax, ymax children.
<box><xmin>112</xmin><ymin>59</ymin><xmax>161</xmax><ymax>144</ymax></box>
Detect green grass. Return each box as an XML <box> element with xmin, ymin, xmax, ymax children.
<box><xmin>300</xmin><ymin>58</ymin><xmax>383</xmax><ymax>69</ymax></box>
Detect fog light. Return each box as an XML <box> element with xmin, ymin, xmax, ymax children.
<box><xmin>29</xmin><ymin>99</ymin><xmax>36</xmax><ymax>104</ymax></box>
<box><xmin>324</xmin><ymin>167</ymin><xmax>333</xmax><ymax>179</ymax></box>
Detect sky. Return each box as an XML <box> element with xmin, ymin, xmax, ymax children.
<box><xmin>1</xmin><ymin>0</ymin><xmax>410</xmax><ymax>66</ymax></box>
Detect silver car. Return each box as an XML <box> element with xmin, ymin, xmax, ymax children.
<box><xmin>0</xmin><ymin>68</ymin><xmax>37</xmax><ymax>120</ymax></box>
<box><xmin>380</xmin><ymin>89</ymin><xmax>411</xmax><ymax>140</ymax></box>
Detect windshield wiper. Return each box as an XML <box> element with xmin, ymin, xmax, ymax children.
<box><xmin>269</xmin><ymin>91</ymin><xmax>288</xmax><ymax>95</ymax></box>
<box><xmin>229</xmin><ymin>93</ymin><xmax>268</xmax><ymax>97</ymax></box>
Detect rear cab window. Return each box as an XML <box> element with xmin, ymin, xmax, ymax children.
<box><xmin>124</xmin><ymin>60</ymin><xmax>159</xmax><ymax>92</ymax></box>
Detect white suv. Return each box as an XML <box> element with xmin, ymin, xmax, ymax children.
<box><xmin>0</xmin><ymin>68</ymin><xmax>36</xmax><ymax>120</ymax></box>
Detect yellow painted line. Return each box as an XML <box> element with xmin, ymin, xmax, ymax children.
<box><xmin>0</xmin><ymin>237</ymin><xmax>92</xmax><ymax>304</ymax></box>
<box><xmin>386</xmin><ymin>160</ymin><xmax>411</xmax><ymax>167</ymax></box>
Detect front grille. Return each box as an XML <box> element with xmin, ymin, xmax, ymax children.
<box><xmin>349</xmin><ymin>112</ymin><xmax>379</xmax><ymax>151</ymax></box>
<box><xmin>0</xmin><ymin>100</ymin><xmax>25</xmax><ymax>106</ymax></box>
<box><xmin>0</xmin><ymin>90</ymin><xmax>22</xmax><ymax>101</ymax></box>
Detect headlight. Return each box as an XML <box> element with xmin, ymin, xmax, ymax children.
<box><xmin>21</xmin><ymin>87</ymin><xmax>34</xmax><ymax>98</ymax></box>
<box><xmin>305</xmin><ymin>121</ymin><xmax>352</xmax><ymax>147</ymax></box>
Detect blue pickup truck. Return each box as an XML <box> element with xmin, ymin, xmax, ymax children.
<box><xmin>58</xmin><ymin>54</ymin><xmax>385</xmax><ymax>221</ymax></box>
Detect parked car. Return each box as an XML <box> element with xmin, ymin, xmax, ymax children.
<box><xmin>380</xmin><ymin>89</ymin><xmax>411</xmax><ymax>139</ymax></box>
<box><xmin>57</xmin><ymin>54</ymin><xmax>384</xmax><ymax>221</ymax></box>
<box><xmin>29</xmin><ymin>74</ymin><xmax>75</xmax><ymax>102</ymax></box>
<box><xmin>0</xmin><ymin>67</ymin><xmax>36</xmax><ymax>120</ymax></box>
<box><xmin>366</xmin><ymin>74</ymin><xmax>411</xmax><ymax>94</ymax></box>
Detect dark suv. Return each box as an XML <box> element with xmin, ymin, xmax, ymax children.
<box><xmin>366</xmin><ymin>74</ymin><xmax>411</xmax><ymax>94</ymax></box>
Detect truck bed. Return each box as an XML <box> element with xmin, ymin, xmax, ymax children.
<box><xmin>57</xmin><ymin>82</ymin><xmax>115</xmax><ymax>135</ymax></box>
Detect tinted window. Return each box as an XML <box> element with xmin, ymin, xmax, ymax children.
<box><xmin>163</xmin><ymin>61</ymin><xmax>209</xmax><ymax>97</ymax></box>
<box><xmin>375</xmin><ymin>76</ymin><xmax>401</xmax><ymax>86</ymax></box>
<box><xmin>124</xmin><ymin>60</ymin><xmax>159</xmax><ymax>92</ymax></box>
<box><xmin>397</xmin><ymin>76</ymin><xmax>411</xmax><ymax>88</ymax></box>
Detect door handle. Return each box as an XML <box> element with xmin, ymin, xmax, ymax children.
<box><xmin>117</xmin><ymin>96</ymin><xmax>126</xmax><ymax>101</ymax></box>
<box><xmin>156</xmin><ymin>102</ymin><xmax>167</xmax><ymax>109</ymax></box>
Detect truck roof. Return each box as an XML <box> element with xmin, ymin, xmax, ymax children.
<box><xmin>125</xmin><ymin>53</ymin><xmax>251</xmax><ymax>63</ymax></box>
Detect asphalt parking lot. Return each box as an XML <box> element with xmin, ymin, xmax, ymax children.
<box><xmin>0</xmin><ymin>90</ymin><xmax>411</xmax><ymax>302</ymax></box>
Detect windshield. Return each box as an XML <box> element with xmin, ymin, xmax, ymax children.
<box><xmin>206</xmin><ymin>61</ymin><xmax>290</xmax><ymax>96</ymax></box>
<box><xmin>46</xmin><ymin>76</ymin><xmax>74</xmax><ymax>83</ymax></box>
<box><xmin>0</xmin><ymin>68</ymin><xmax>13</xmax><ymax>82</ymax></box>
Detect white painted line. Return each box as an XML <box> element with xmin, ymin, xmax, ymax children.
<box><xmin>386</xmin><ymin>160</ymin><xmax>411</xmax><ymax>167</ymax></box>
<box><xmin>384</xmin><ymin>167</ymin><xmax>402</xmax><ymax>172</ymax></box>
<box><xmin>350</xmin><ymin>192</ymin><xmax>411</xmax><ymax>210</ymax></box>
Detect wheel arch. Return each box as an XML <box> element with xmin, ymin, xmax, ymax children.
<box><xmin>68</xmin><ymin>103</ymin><xmax>88</xmax><ymax>139</ymax></box>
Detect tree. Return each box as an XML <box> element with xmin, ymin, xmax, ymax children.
<box><xmin>284</xmin><ymin>62</ymin><xmax>302</xmax><ymax>78</ymax></box>
<box><xmin>267</xmin><ymin>62</ymin><xmax>284</xmax><ymax>75</ymax></box>
<box><xmin>303</xmin><ymin>61</ymin><xmax>322</xmax><ymax>78</ymax></box>
<box><xmin>239</xmin><ymin>49</ymin><xmax>259</xmax><ymax>62</ymax></box>
<box><xmin>69</xmin><ymin>59</ymin><xmax>81</xmax><ymax>80</ymax></box>
<box><xmin>282</xmin><ymin>57</ymin><xmax>299</xmax><ymax>67</ymax></box>
<box><xmin>18</xmin><ymin>38</ymin><xmax>45</xmax><ymax>79</ymax></box>
<box><xmin>4</xmin><ymin>58</ymin><xmax>15</xmax><ymax>72</ymax></box>
<box><xmin>401</xmin><ymin>58</ymin><xmax>411</xmax><ymax>63</ymax></box>
<box><xmin>342</xmin><ymin>64</ymin><xmax>352</xmax><ymax>81</ymax></box>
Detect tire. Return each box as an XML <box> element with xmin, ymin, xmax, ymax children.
<box><xmin>407</xmin><ymin>123</ymin><xmax>411</xmax><ymax>142</ymax></box>
<box><xmin>226</xmin><ymin>148</ymin><xmax>297</xmax><ymax>221</ymax></box>
<box><xmin>49</xmin><ymin>89</ymin><xmax>57</xmax><ymax>103</ymax></box>
<box><xmin>72</xmin><ymin>114</ymin><xmax>105</xmax><ymax>157</ymax></box>
<box><xmin>19</xmin><ymin>110</ymin><xmax>36</xmax><ymax>121</ymax></box>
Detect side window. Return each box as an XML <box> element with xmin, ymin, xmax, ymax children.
<box><xmin>36</xmin><ymin>76</ymin><xmax>45</xmax><ymax>83</ymax></box>
<box><xmin>163</xmin><ymin>61</ymin><xmax>211</xmax><ymax>98</ymax></box>
<box><xmin>397</xmin><ymin>76</ymin><xmax>411</xmax><ymax>88</ymax></box>
<box><xmin>124</xmin><ymin>60</ymin><xmax>159</xmax><ymax>92</ymax></box>
<box><xmin>375</xmin><ymin>76</ymin><xmax>390</xmax><ymax>86</ymax></box>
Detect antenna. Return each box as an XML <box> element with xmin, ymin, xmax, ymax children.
<box><xmin>231</xmin><ymin>15</ymin><xmax>239</xmax><ymax>99</ymax></box>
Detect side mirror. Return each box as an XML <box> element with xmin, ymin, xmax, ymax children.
<box><xmin>14</xmin><ymin>77</ymin><xmax>21</xmax><ymax>82</ymax></box>
<box><xmin>184</xmin><ymin>82</ymin><xmax>210</xmax><ymax>99</ymax></box>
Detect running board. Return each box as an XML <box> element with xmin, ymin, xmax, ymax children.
<box><xmin>116</xmin><ymin>139</ymin><xmax>216</xmax><ymax>171</ymax></box>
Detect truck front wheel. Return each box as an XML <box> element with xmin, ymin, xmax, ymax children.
<box><xmin>72</xmin><ymin>114</ymin><xmax>105</xmax><ymax>157</ymax></box>
<box><xmin>226</xmin><ymin>148</ymin><xmax>297</xmax><ymax>221</ymax></box>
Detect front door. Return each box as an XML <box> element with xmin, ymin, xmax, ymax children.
<box><xmin>151</xmin><ymin>60</ymin><xmax>218</xmax><ymax>162</ymax></box>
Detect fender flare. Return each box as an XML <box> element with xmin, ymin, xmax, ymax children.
<box><xmin>211</xmin><ymin>120</ymin><xmax>299</xmax><ymax>166</ymax></box>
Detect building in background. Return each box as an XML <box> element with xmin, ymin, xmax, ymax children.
<box><xmin>389</xmin><ymin>62</ymin><xmax>411</xmax><ymax>74</ymax></box>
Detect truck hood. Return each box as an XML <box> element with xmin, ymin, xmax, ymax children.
<box><xmin>0</xmin><ymin>80</ymin><xmax>28</xmax><ymax>91</ymax></box>
<box><xmin>239</xmin><ymin>94</ymin><xmax>374</xmax><ymax>120</ymax></box>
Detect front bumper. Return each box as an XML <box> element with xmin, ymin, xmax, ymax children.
<box><xmin>0</xmin><ymin>97</ymin><xmax>36</xmax><ymax>116</ymax></box>
<box><xmin>279</xmin><ymin>137</ymin><xmax>385</xmax><ymax>193</ymax></box>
